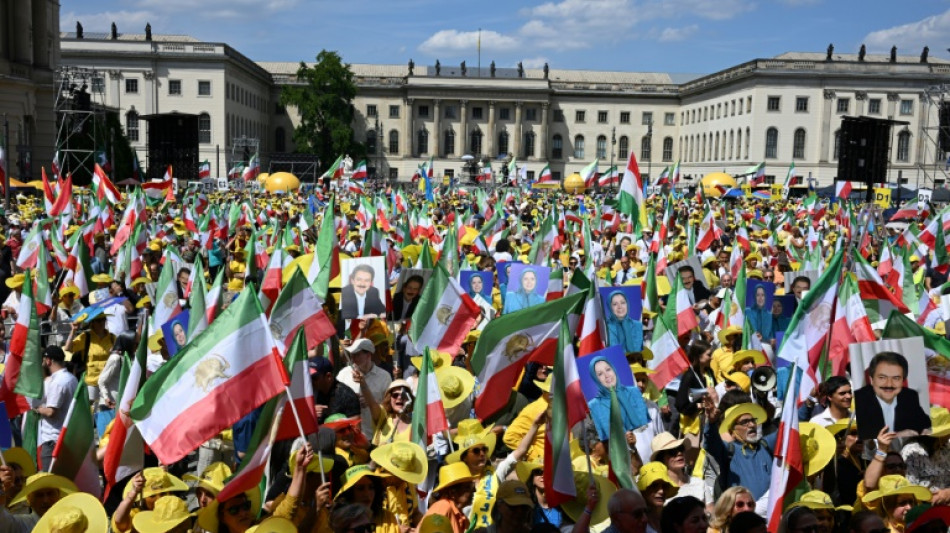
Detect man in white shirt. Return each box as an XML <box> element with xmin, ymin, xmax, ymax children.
<box><xmin>34</xmin><ymin>346</ymin><xmax>79</xmax><ymax>469</ymax></box>
<box><xmin>809</xmin><ymin>376</ymin><xmax>852</xmax><ymax>427</ymax></box>
<box><xmin>336</xmin><ymin>338</ymin><xmax>392</xmax><ymax>439</ymax></box>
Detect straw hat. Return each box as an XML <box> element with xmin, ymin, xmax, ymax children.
<box><xmin>410</xmin><ymin>350</ymin><xmax>451</xmax><ymax>373</ymax></box>
<box><xmin>91</xmin><ymin>273</ymin><xmax>114</xmax><ymax>284</ymax></box>
<box><xmin>437</xmin><ymin>366</ymin><xmax>475</xmax><ymax>409</ymax></box>
<box><xmin>446</xmin><ymin>419</ymin><xmax>497</xmax><ymax>464</ymax></box>
<box><xmin>514</xmin><ymin>461</ymin><xmax>543</xmax><ymax>484</ymax></box>
<box><xmin>136</xmin><ymin>295</ymin><xmax>152</xmax><ymax>309</ymax></box>
<box><xmin>718</xmin><ymin>325</ymin><xmax>742</xmax><ymax>347</ymax></box>
<box><xmin>3</xmin><ymin>447</ymin><xmax>36</xmax><ymax>477</ymax></box>
<box><xmin>196</xmin><ymin>486</ymin><xmax>262</xmax><ymax>533</ymax></box>
<box><xmin>862</xmin><ymin>475</ymin><xmax>932</xmax><ymax>505</ymax></box>
<box><xmin>246</xmin><ymin>517</ymin><xmax>298</xmax><ymax>533</ymax></box>
<box><xmin>33</xmin><ymin>492</ymin><xmax>108</xmax><ymax>533</ymax></box>
<box><xmin>799</xmin><ymin>422</ymin><xmax>835</xmax><ymax>477</ymax></box>
<box><xmin>432</xmin><ymin>462</ymin><xmax>480</xmax><ymax>494</ymax></box>
<box><xmin>721</xmin><ymin>403</ymin><xmax>767</xmax><ymax>433</ymax></box>
<box><xmin>630</xmin><ymin>363</ymin><xmax>655</xmax><ymax>376</ymax></box>
<box><xmin>335</xmin><ymin>464</ymin><xmax>381</xmax><ymax>500</ymax></box>
<box><xmin>58</xmin><ymin>285</ymin><xmax>80</xmax><ymax>298</ymax></box>
<box><xmin>636</xmin><ymin>461</ymin><xmax>679</xmax><ymax>497</ymax></box>
<box><xmin>370</xmin><ymin>441</ymin><xmax>428</xmax><ymax>485</ymax></box>
<box><xmin>649</xmin><ymin>432</ymin><xmax>686</xmax><ymax>462</ymax></box>
<box><xmin>729</xmin><ymin>350</ymin><xmax>766</xmax><ymax>370</ymax></box>
<box><xmin>418</xmin><ymin>514</ymin><xmax>454</xmax><ymax>533</ymax></box>
<box><xmin>724</xmin><ymin>371</ymin><xmax>751</xmax><ymax>393</ymax></box>
<box><xmin>560</xmin><ymin>471</ymin><xmax>616</xmax><ymax>525</ymax></box>
<box><xmin>5</xmin><ymin>273</ymin><xmax>24</xmax><ymax>289</ymax></box>
<box><xmin>287</xmin><ymin>448</ymin><xmax>335</xmax><ymax>476</ymax></box>
<box><xmin>123</xmin><ymin>467</ymin><xmax>188</xmax><ymax>500</ymax></box>
<box><xmin>827</xmin><ymin>419</ymin><xmax>857</xmax><ymax>437</ymax></box>
<box><xmin>930</xmin><ymin>407</ymin><xmax>950</xmax><ymax>438</ymax></box>
<box><xmin>9</xmin><ymin>472</ymin><xmax>77</xmax><ymax>506</ymax></box>
<box><xmin>132</xmin><ymin>495</ymin><xmax>194</xmax><ymax>533</ymax></box>
<box><xmin>788</xmin><ymin>490</ymin><xmax>838</xmax><ymax>511</ymax></box>
<box><xmin>183</xmin><ymin>462</ymin><xmax>232</xmax><ymax>496</ymax></box>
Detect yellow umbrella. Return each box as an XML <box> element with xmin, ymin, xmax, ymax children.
<box><xmin>7</xmin><ymin>178</ymin><xmax>28</xmax><ymax>188</ymax></box>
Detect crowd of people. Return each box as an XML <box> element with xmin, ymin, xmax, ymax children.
<box><xmin>0</xmin><ymin>175</ymin><xmax>947</xmax><ymax>533</ymax></box>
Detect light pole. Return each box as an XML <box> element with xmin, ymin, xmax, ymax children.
<box><xmin>610</xmin><ymin>126</ymin><xmax>616</xmax><ymax>193</ymax></box>
<box><xmin>646</xmin><ymin>118</ymin><xmax>654</xmax><ymax>188</ymax></box>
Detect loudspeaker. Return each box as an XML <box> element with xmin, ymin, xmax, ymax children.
<box><xmin>939</xmin><ymin>102</ymin><xmax>950</xmax><ymax>152</ymax></box>
<box><xmin>837</xmin><ymin>117</ymin><xmax>892</xmax><ymax>187</ymax></box>
<box><xmin>144</xmin><ymin>113</ymin><xmax>199</xmax><ymax>181</ymax></box>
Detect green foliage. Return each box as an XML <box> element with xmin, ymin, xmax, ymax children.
<box><xmin>280</xmin><ymin>50</ymin><xmax>365</xmax><ymax>166</ymax></box>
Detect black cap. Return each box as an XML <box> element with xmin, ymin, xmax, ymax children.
<box><xmin>308</xmin><ymin>357</ymin><xmax>333</xmax><ymax>376</ymax></box>
<box><xmin>44</xmin><ymin>345</ymin><xmax>66</xmax><ymax>363</ymax></box>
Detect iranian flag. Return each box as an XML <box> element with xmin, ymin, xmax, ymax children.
<box><xmin>4</xmin><ymin>271</ymin><xmax>42</xmax><ymax>399</ymax></box>
<box><xmin>216</xmin><ymin>393</ymin><xmax>285</xmax><ymax>503</ymax></box>
<box><xmin>543</xmin><ymin>318</ymin><xmax>588</xmax><ymax>507</ymax></box>
<box><xmin>311</xmin><ymin>199</ymin><xmax>340</xmax><ymax>300</ymax></box>
<box><xmin>647</xmin><ymin>314</ymin><xmax>690</xmax><ymax>389</ymax></box>
<box><xmin>51</xmin><ymin>372</ymin><xmax>101</xmax><ymax>497</ymax></box>
<box><xmin>529</xmin><ymin>215</ymin><xmax>558</xmax><ymax>265</ymax></box>
<box><xmin>828</xmin><ymin>274</ymin><xmax>875</xmax><ymax>376</ymax></box>
<box><xmin>537</xmin><ymin>164</ymin><xmax>553</xmax><ymax>183</ymax></box>
<box><xmin>472</xmin><ymin>293</ymin><xmax>584</xmax><ymax>420</ymax></box>
<box><xmin>130</xmin><ymin>290</ymin><xmax>288</xmax><ymax>464</ymax></box>
<box><xmin>735</xmin><ymin>221</ymin><xmax>750</xmax><ymax>253</ymax></box>
<box><xmin>597</xmin><ymin>166</ymin><xmax>620</xmax><ymax>187</ymax></box>
<box><xmin>410</xmin><ymin>348</ymin><xmax>448</xmax><ymax>448</ymax></box>
<box><xmin>408</xmin><ymin>264</ymin><xmax>481</xmax><ymax>355</ymax></box>
<box><xmin>545</xmin><ymin>268</ymin><xmax>565</xmax><ymax>301</ymax></box>
<box><xmin>242</xmin><ymin>153</ymin><xmax>261</xmax><ymax>181</ymax></box>
<box><xmin>835</xmin><ymin>180</ymin><xmax>852</xmax><ymax>200</ymax></box>
<box><xmin>351</xmin><ymin>160</ymin><xmax>368</xmax><ymax>180</ymax></box>
<box><xmin>205</xmin><ymin>269</ymin><xmax>226</xmax><ymax>326</ymax></box>
<box><xmin>102</xmin><ymin>331</ymin><xmax>147</xmax><ymax>498</ymax></box>
<box><xmin>92</xmin><ymin>163</ymin><xmax>121</xmax><ymax>204</ymax></box>
<box><xmin>724</xmin><ymin>264</ymin><xmax>747</xmax><ymax>329</ymax></box>
<box><xmin>579</xmin><ymin>159</ymin><xmax>599</xmax><ymax>188</ymax></box>
<box><xmin>143</xmin><ymin>167</ymin><xmax>173</xmax><ymax>201</ymax></box>
<box><xmin>151</xmin><ymin>253</ymin><xmax>181</xmax><ymax>334</ymax></box>
<box><xmin>695</xmin><ymin>207</ymin><xmax>722</xmax><ymax>251</ymax></box>
<box><xmin>34</xmin><ymin>244</ymin><xmax>53</xmax><ymax>316</ymax></box>
<box><xmin>63</xmin><ymin>235</ymin><xmax>93</xmax><ymax>297</ymax></box>
<box><xmin>576</xmin><ymin>274</ymin><xmax>607</xmax><ymax>357</ymax></box>
<box><xmin>258</xmin><ymin>245</ymin><xmax>284</xmax><ymax>316</ymax></box>
<box><xmin>323</xmin><ymin>155</ymin><xmax>344</xmax><ymax>180</ymax></box>
<box><xmin>198</xmin><ymin>160</ymin><xmax>211</xmax><ymax>179</ymax></box>
<box><xmin>274</xmin><ymin>329</ymin><xmax>318</xmax><ymax>441</ymax></box>
<box><xmin>766</xmin><ymin>356</ymin><xmax>804</xmax><ymax>531</ymax></box>
<box><xmin>664</xmin><ymin>272</ymin><xmax>698</xmax><ymax>337</ymax></box>
<box><xmin>854</xmin><ymin>254</ymin><xmax>909</xmax><ymax>322</ymax></box>
<box><xmin>617</xmin><ymin>151</ymin><xmax>647</xmax><ymax>232</ymax></box>
<box><xmin>187</xmin><ymin>259</ymin><xmax>209</xmax><ymax>341</ymax></box>
<box><xmin>50</xmin><ymin>174</ymin><xmax>73</xmax><ymax>217</ymax></box>
<box><xmin>16</xmin><ymin>223</ymin><xmax>43</xmax><ymax>271</ymax></box>
<box><xmin>269</xmin><ymin>269</ymin><xmax>336</xmax><ymax>353</ymax></box>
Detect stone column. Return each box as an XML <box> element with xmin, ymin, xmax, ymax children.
<box><xmin>460</xmin><ymin>100</ymin><xmax>468</xmax><ymax>154</ymax></box>
<box><xmin>404</xmin><ymin>98</ymin><xmax>414</xmax><ymax>157</ymax></box>
<box><xmin>487</xmin><ymin>101</ymin><xmax>496</xmax><ymax>157</ymax></box>
<box><xmin>433</xmin><ymin>99</ymin><xmax>441</xmax><ymax>157</ymax></box>
<box><xmin>108</xmin><ymin>70</ymin><xmax>122</xmax><ymax>109</ymax></box>
<box><xmin>819</xmin><ymin>89</ymin><xmax>835</xmax><ymax>162</ymax></box>
<box><xmin>513</xmin><ymin>102</ymin><xmax>523</xmax><ymax>158</ymax></box>
<box><xmin>855</xmin><ymin>91</ymin><xmax>868</xmax><ymax>116</ymax></box>
<box><xmin>12</xmin><ymin>0</ymin><xmax>33</xmax><ymax>64</ymax></box>
<box><xmin>540</xmin><ymin>103</ymin><xmax>550</xmax><ymax>160</ymax></box>
<box><xmin>31</xmin><ymin>0</ymin><xmax>49</xmax><ymax>67</ymax></box>
<box><xmin>143</xmin><ymin>71</ymin><xmax>156</xmax><ymax>115</ymax></box>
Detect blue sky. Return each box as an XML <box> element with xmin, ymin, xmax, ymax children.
<box><xmin>62</xmin><ymin>1</ymin><xmax>950</xmax><ymax>74</ymax></box>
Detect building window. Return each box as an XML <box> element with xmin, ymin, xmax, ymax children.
<box><xmin>498</xmin><ymin>131</ymin><xmax>509</xmax><ymax>156</ymax></box>
<box><xmin>198</xmin><ymin>113</ymin><xmax>211</xmax><ymax>144</ymax></box>
<box><xmin>596</xmin><ymin>135</ymin><xmax>607</xmax><ymax>159</ymax></box>
<box><xmin>389</xmin><ymin>168</ymin><xmax>399</xmax><ymax>181</ymax></box>
<box><xmin>499</xmin><ymin>107</ymin><xmax>510</xmax><ymax>120</ymax></box>
<box><xmin>416</xmin><ymin>129</ymin><xmax>428</xmax><ymax>155</ymax></box>
<box><xmin>574</xmin><ymin>135</ymin><xmax>585</xmax><ymax>159</ymax></box>
<box><xmin>575</xmin><ymin>110</ymin><xmax>586</xmax><ymax>123</ymax></box>
<box><xmin>897</xmin><ymin>131</ymin><xmax>910</xmax><ymax>161</ymax></box>
<box><xmin>836</xmin><ymin>98</ymin><xmax>850</xmax><ymax>113</ymax></box>
<box><xmin>662</xmin><ymin>137</ymin><xmax>673</xmax><ymax>162</ymax></box>
<box><xmin>767</xmin><ymin>96</ymin><xmax>780</xmax><ymax>111</ymax></box>
<box><xmin>552</xmin><ymin>134</ymin><xmax>563</xmax><ymax>159</ymax></box>
<box><xmin>125</xmin><ymin>79</ymin><xmax>138</xmax><ymax>94</ymax></box>
<box><xmin>444</xmin><ymin>129</ymin><xmax>455</xmax><ymax>156</ymax></box>
<box><xmin>731</xmin><ymin>100</ymin><xmax>736</xmax><ymax>116</ymax></box>
<box><xmin>470</xmin><ymin>129</ymin><xmax>483</xmax><ymax>154</ymax></box>
<box><xmin>92</xmin><ymin>76</ymin><xmax>105</xmax><ymax>93</ymax></box>
<box><xmin>169</xmin><ymin>79</ymin><xmax>182</xmax><ymax>95</ymax></box>
<box><xmin>418</xmin><ymin>105</ymin><xmax>429</xmax><ymax>118</ymax></box>
<box><xmin>765</xmin><ymin>127</ymin><xmax>778</xmax><ymax>159</ymax></box>
<box><xmin>900</xmin><ymin>99</ymin><xmax>914</xmax><ymax>115</ymax></box>
<box><xmin>641</xmin><ymin>136</ymin><xmax>651</xmax><ymax>161</ymax></box>
<box><xmin>597</xmin><ymin>111</ymin><xmax>608</xmax><ymax>123</ymax></box>
<box><xmin>642</xmin><ymin>112</ymin><xmax>653</xmax><ymax>125</ymax></box>
<box><xmin>523</xmin><ymin>132</ymin><xmax>535</xmax><ymax>158</ymax></box>
<box><xmin>793</xmin><ymin>128</ymin><xmax>806</xmax><ymax>159</ymax></box>
<box><xmin>620</xmin><ymin>112</ymin><xmax>630</xmax><ymax>124</ymax></box>
<box><xmin>869</xmin><ymin>99</ymin><xmax>882</xmax><ymax>114</ymax></box>
<box><xmin>367</xmin><ymin>104</ymin><xmax>377</xmax><ymax>118</ymax></box>
<box><xmin>832</xmin><ymin>130</ymin><xmax>840</xmax><ymax>159</ymax></box>
<box><xmin>389</xmin><ymin>130</ymin><xmax>399</xmax><ymax>154</ymax></box>
<box><xmin>366</xmin><ymin>130</ymin><xmax>376</xmax><ymax>155</ymax></box>
<box><xmin>553</xmin><ymin>109</ymin><xmax>564</xmax><ymax>122</ymax></box>
<box><xmin>198</xmin><ymin>80</ymin><xmax>211</xmax><ymax>96</ymax></box>
<box><xmin>618</xmin><ymin>136</ymin><xmax>629</xmax><ymax>159</ymax></box>
<box><xmin>389</xmin><ymin>105</ymin><xmax>400</xmax><ymax>118</ymax></box>
<box><xmin>276</xmin><ymin>127</ymin><xmax>286</xmax><ymax>152</ymax></box>
<box><xmin>716</xmin><ymin>104</ymin><xmax>721</xmax><ymax>119</ymax></box>
<box><xmin>664</xmin><ymin>113</ymin><xmax>675</xmax><ymax>126</ymax></box>
<box><xmin>472</xmin><ymin>107</ymin><xmax>483</xmax><ymax>120</ymax></box>
<box><xmin>795</xmin><ymin>97</ymin><xmax>808</xmax><ymax>112</ymax></box>
<box><xmin>126</xmin><ymin>110</ymin><xmax>139</xmax><ymax>142</ymax></box>
<box><xmin>444</xmin><ymin>105</ymin><xmax>457</xmax><ymax>119</ymax></box>
<box><xmin>525</xmin><ymin>107</ymin><xmax>537</xmax><ymax>121</ymax></box>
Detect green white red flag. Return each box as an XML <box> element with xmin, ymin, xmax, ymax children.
<box><xmin>269</xmin><ymin>269</ymin><xmax>336</xmax><ymax>353</ymax></box>
<box><xmin>410</xmin><ymin>348</ymin><xmax>448</xmax><ymax>448</ymax></box>
<box><xmin>648</xmin><ymin>313</ymin><xmax>690</xmax><ymax>390</ymax></box>
<box><xmin>829</xmin><ymin>273</ymin><xmax>875</xmax><ymax>376</ymax></box>
<box><xmin>663</xmin><ymin>272</ymin><xmax>698</xmax><ymax>337</ymax></box>
<box><xmin>103</xmin><ymin>329</ymin><xmax>148</xmax><ymax>498</ymax></box>
<box><xmin>5</xmin><ymin>270</ymin><xmax>43</xmax><ymax>399</ymax></box>
<box><xmin>274</xmin><ymin>328</ymin><xmax>318</xmax><ymax>441</ymax></box>
<box><xmin>216</xmin><ymin>393</ymin><xmax>285</xmax><ymax>503</ymax></box>
<box><xmin>617</xmin><ymin>151</ymin><xmax>647</xmax><ymax>233</ymax></box>
<box><xmin>407</xmin><ymin>263</ymin><xmax>481</xmax><ymax>355</ymax></box>
<box><xmin>187</xmin><ymin>259</ymin><xmax>209</xmax><ymax>341</ymax></box>
<box><xmin>51</xmin><ymin>372</ymin><xmax>101</xmax><ymax>497</ymax></box>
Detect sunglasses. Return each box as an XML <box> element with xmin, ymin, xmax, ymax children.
<box><xmin>468</xmin><ymin>447</ymin><xmax>489</xmax><ymax>455</ymax></box>
<box><xmin>734</xmin><ymin>417</ymin><xmax>757</xmax><ymax>427</ymax></box>
<box><xmin>225</xmin><ymin>500</ymin><xmax>252</xmax><ymax>516</ymax></box>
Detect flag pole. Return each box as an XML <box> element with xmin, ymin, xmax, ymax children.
<box><xmin>582</xmin><ymin>415</ymin><xmax>594</xmax><ymax>480</ymax></box>
<box><xmin>283</xmin><ymin>386</ymin><xmax>325</xmax><ymax>485</ymax></box>
<box><xmin>443</xmin><ymin>430</ymin><xmax>455</xmax><ymax>453</ymax></box>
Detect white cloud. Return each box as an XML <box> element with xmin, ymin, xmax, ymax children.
<box><xmin>656</xmin><ymin>24</ymin><xmax>699</xmax><ymax>42</ymax></box>
<box><xmin>863</xmin><ymin>8</ymin><xmax>950</xmax><ymax>53</ymax></box>
<box><xmin>61</xmin><ymin>10</ymin><xmax>162</xmax><ymax>33</ymax></box>
<box><xmin>521</xmin><ymin>56</ymin><xmax>549</xmax><ymax>69</ymax></box>
<box><xmin>418</xmin><ymin>29</ymin><xmax>520</xmax><ymax>56</ymax></box>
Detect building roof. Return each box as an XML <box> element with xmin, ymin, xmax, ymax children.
<box><xmin>60</xmin><ymin>32</ymin><xmax>199</xmax><ymax>43</ymax></box>
<box><xmin>774</xmin><ymin>51</ymin><xmax>950</xmax><ymax>65</ymax></box>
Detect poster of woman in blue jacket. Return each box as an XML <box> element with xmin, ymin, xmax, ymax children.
<box><xmin>579</xmin><ymin>347</ymin><xmax>650</xmax><ymax>442</ymax></box>
<box><xmin>599</xmin><ymin>286</ymin><xmax>644</xmax><ymax>354</ymax></box>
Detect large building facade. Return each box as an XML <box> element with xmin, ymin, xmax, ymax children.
<box><xmin>61</xmin><ymin>29</ymin><xmax>950</xmax><ymax>188</ymax></box>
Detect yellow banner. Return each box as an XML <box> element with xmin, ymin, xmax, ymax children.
<box><xmin>771</xmin><ymin>184</ymin><xmax>783</xmax><ymax>201</ymax></box>
<box><xmin>873</xmin><ymin>187</ymin><xmax>891</xmax><ymax>209</ymax></box>
<box><xmin>741</xmin><ymin>185</ymin><xmax>752</xmax><ymax>198</ymax></box>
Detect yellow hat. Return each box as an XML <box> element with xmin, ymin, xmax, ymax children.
<box><xmin>514</xmin><ymin>461</ymin><xmax>543</xmax><ymax>484</ymax></box>
<box><xmin>729</xmin><ymin>350</ymin><xmax>766</xmax><ymax>371</ymax></box>
<box><xmin>197</xmin><ymin>486</ymin><xmax>262</xmax><ymax>533</ymax></box>
<box><xmin>418</xmin><ymin>514</ymin><xmax>455</xmax><ymax>533</ymax></box>
<box><xmin>3</xmin><ymin>447</ymin><xmax>36</xmax><ymax>478</ymax></box>
<box><xmin>862</xmin><ymin>475</ymin><xmax>932</xmax><ymax>505</ymax></box>
<box><xmin>437</xmin><ymin>366</ymin><xmax>476</xmax><ymax>409</ymax></box>
<box><xmin>446</xmin><ymin>419</ymin><xmax>497</xmax><ymax>464</ymax></box>
<box><xmin>561</xmin><ymin>471</ymin><xmax>616</xmax><ymax>525</ymax></box>
<box><xmin>799</xmin><ymin>422</ymin><xmax>835</xmax><ymax>477</ymax></box>
<box><xmin>410</xmin><ymin>350</ymin><xmax>451</xmax><ymax>373</ymax></box>
<box><xmin>132</xmin><ymin>495</ymin><xmax>194</xmax><ymax>533</ymax></box>
<box><xmin>464</xmin><ymin>329</ymin><xmax>482</xmax><ymax>345</ymax></box>
<box><xmin>58</xmin><ymin>285</ymin><xmax>80</xmax><ymax>298</ymax></box>
<box><xmin>287</xmin><ymin>448</ymin><xmax>335</xmax><ymax>477</ymax></box>
<box><xmin>33</xmin><ymin>492</ymin><xmax>108</xmax><ymax>533</ymax></box>
<box><xmin>131</xmin><ymin>276</ymin><xmax>151</xmax><ymax>287</ymax></box>
<box><xmin>227</xmin><ymin>278</ymin><xmax>245</xmax><ymax>291</ymax></box>
<box><xmin>637</xmin><ymin>461</ymin><xmax>679</xmax><ymax>496</ymax></box>
<box><xmin>9</xmin><ymin>472</ymin><xmax>78</xmax><ymax>506</ymax></box>
<box><xmin>124</xmin><ymin>467</ymin><xmax>188</xmax><ymax>500</ymax></box>
<box><xmin>5</xmin><ymin>273</ymin><xmax>24</xmax><ymax>289</ymax></box>
<box><xmin>136</xmin><ymin>295</ymin><xmax>152</xmax><ymax>309</ymax></box>
<box><xmin>183</xmin><ymin>462</ymin><xmax>232</xmax><ymax>496</ymax></box>
<box><xmin>747</xmin><ymin>269</ymin><xmax>764</xmax><ymax>280</ymax></box>
<box><xmin>724</xmin><ymin>371</ymin><xmax>751</xmax><ymax>393</ymax></box>
<box><xmin>91</xmin><ymin>273</ymin><xmax>114</xmax><ymax>284</ymax></box>
<box><xmin>370</xmin><ymin>441</ymin><xmax>428</xmax><ymax>485</ymax></box>
<box><xmin>247</xmin><ymin>517</ymin><xmax>298</xmax><ymax>533</ymax></box>
<box><xmin>789</xmin><ymin>490</ymin><xmax>836</xmax><ymax>511</ymax></box>
<box><xmin>630</xmin><ymin>363</ymin><xmax>655</xmax><ymax>376</ymax></box>
<box><xmin>285</xmin><ymin>244</ymin><xmax>300</xmax><ymax>253</ymax></box>
<box><xmin>432</xmin><ymin>462</ymin><xmax>480</xmax><ymax>494</ymax></box>
<box><xmin>721</xmin><ymin>403</ymin><xmax>767</xmax><ymax>433</ymax></box>
<box><xmin>931</xmin><ymin>407</ymin><xmax>950</xmax><ymax>438</ymax></box>
<box><xmin>718</xmin><ymin>325</ymin><xmax>743</xmax><ymax>346</ymax></box>
<box><xmin>336</xmin><ymin>464</ymin><xmax>382</xmax><ymax>500</ymax></box>
<box><xmin>147</xmin><ymin>330</ymin><xmax>164</xmax><ymax>352</ymax></box>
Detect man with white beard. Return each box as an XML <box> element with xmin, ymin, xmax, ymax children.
<box><xmin>701</xmin><ymin>402</ymin><xmax>777</xmax><ymax>502</ymax></box>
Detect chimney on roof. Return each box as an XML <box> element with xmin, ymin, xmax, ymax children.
<box><xmin>111</xmin><ymin>22</ymin><xmax>118</xmax><ymax>40</ymax></box>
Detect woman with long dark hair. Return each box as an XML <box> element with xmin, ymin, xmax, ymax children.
<box><xmin>675</xmin><ymin>340</ymin><xmax>718</xmax><ymax>443</ymax></box>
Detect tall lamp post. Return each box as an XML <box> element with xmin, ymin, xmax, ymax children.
<box><xmin>374</xmin><ymin>117</ymin><xmax>384</xmax><ymax>191</ymax></box>
<box><xmin>646</xmin><ymin>118</ymin><xmax>653</xmax><ymax>188</ymax></box>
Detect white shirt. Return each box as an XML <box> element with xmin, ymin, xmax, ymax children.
<box><xmin>877</xmin><ymin>395</ymin><xmax>897</xmax><ymax>431</ymax></box>
<box><xmin>634</xmin><ymin>400</ymin><xmax>666</xmax><ymax>463</ymax></box>
<box><xmin>39</xmin><ymin>368</ymin><xmax>79</xmax><ymax>444</ymax></box>
<box><xmin>355</xmin><ymin>292</ymin><xmax>366</xmax><ymax>317</ymax></box>
<box><xmin>3</xmin><ymin>291</ymin><xmax>19</xmax><ymax>312</ymax></box>
<box><xmin>337</xmin><ymin>364</ymin><xmax>392</xmax><ymax>439</ymax></box>
<box><xmin>809</xmin><ymin>408</ymin><xmax>847</xmax><ymax>427</ymax></box>
<box><xmin>104</xmin><ymin>301</ymin><xmax>128</xmax><ymax>336</ymax></box>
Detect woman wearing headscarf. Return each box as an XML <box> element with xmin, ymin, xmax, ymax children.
<box><xmin>745</xmin><ymin>285</ymin><xmax>774</xmax><ymax>347</ymax></box>
<box><xmin>502</xmin><ymin>268</ymin><xmax>545</xmax><ymax>314</ymax></box>
<box><xmin>605</xmin><ymin>290</ymin><xmax>644</xmax><ymax>354</ymax></box>
<box><xmin>586</xmin><ymin>356</ymin><xmax>649</xmax><ymax>446</ymax></box>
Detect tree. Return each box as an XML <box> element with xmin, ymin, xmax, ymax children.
<box><xmin>280</xmin><ymin>50</ymin><xmax>365</xmax><ymax>167</ymax></box>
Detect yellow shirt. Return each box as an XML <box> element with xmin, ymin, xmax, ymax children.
<box><xmin>468</xmin><ymin>468</ymin><xmax>501</xmax><ymax>530</ymax></box>
<box><xmin>711</xmin><ymin>347</ymin><xmax>734</xmax><ymax>382</ymax></box>
<box><xmin>503</xmin><ymin>397</ymin><xmax>548</xmax><ymax>462</ymax></box>
<box><xmin>71</xmin><ymin>330</ymin><xmax>116</xmax><ymax>386</ymax></box>
<box><xmin>372</xmin><ymin>413</ymin><xmax>411</xmax><ymax>447</ymax></box>
<box><xmin>385</xmin><ymin>480</ymin><xmax>420</xmax><ymax>526</ymax></box>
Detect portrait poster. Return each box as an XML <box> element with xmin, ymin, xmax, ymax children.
<box><xmin>340</xmin><ymin>256</ymin><xmax>388</xmax><ymax>319</ymax></box>
<box><xmin>496</xmin><ymin>261</ymin><xmax>513</xmax><ymax>286</ymax></box>
<box><xmin>161</xmin><ymin>310</ymin><xmax>191</xmax><ymax>357</ymax></box>
<box><xmin>396</xmin><ymin>268</ymin><xmax>432</xmax><ymax>294</ymax></box>
<box><xmin>578</xmin><ymin>346</ymin><xmax>635</xmax><ymax>402</ymax></box>
<box><xmin>772</xmin><ymin>294</ymin><xmax>797</xmax><ymax>334</ymax></box>
<box><xmin>460</xmin><ymin>270</ymin><xmax>492</xmax><ymax>300</ymax></box>
<box><xmin>577</xmin><ymin>345</ymin><xmax>643</xmax><ymax>442</ymax></box>
<box><xmin>615</xmin><ymin>233</ymin><xmax>636</xmax><ymax>255</ymax></box>
<box><xmin>783</xmin><ymin>270</ymin><xmax>820</xmax><ymax>294</ymax></box>
<box><xmin>600</xmin><ymin>285</ymin><xmax>643</xmax><ymax>322</ymax></box>
<box><xmin>665</xmin><ymin>255</ymin><xmax>706</xmax><ymax>289</ymax></box>
<box><xmin>745</xmin><ymin>280</ymin><xmax>776</xmax><ymax>311</ymax></box>
<box><xmin>502</xmin><ymin>264</ymin><xmax>550</xmax><ymax>314</ymax></box>
<box><xmin>850</xmin><ymin>337</ymin><xmax>931</xmax><ymax>440</ymax></box>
